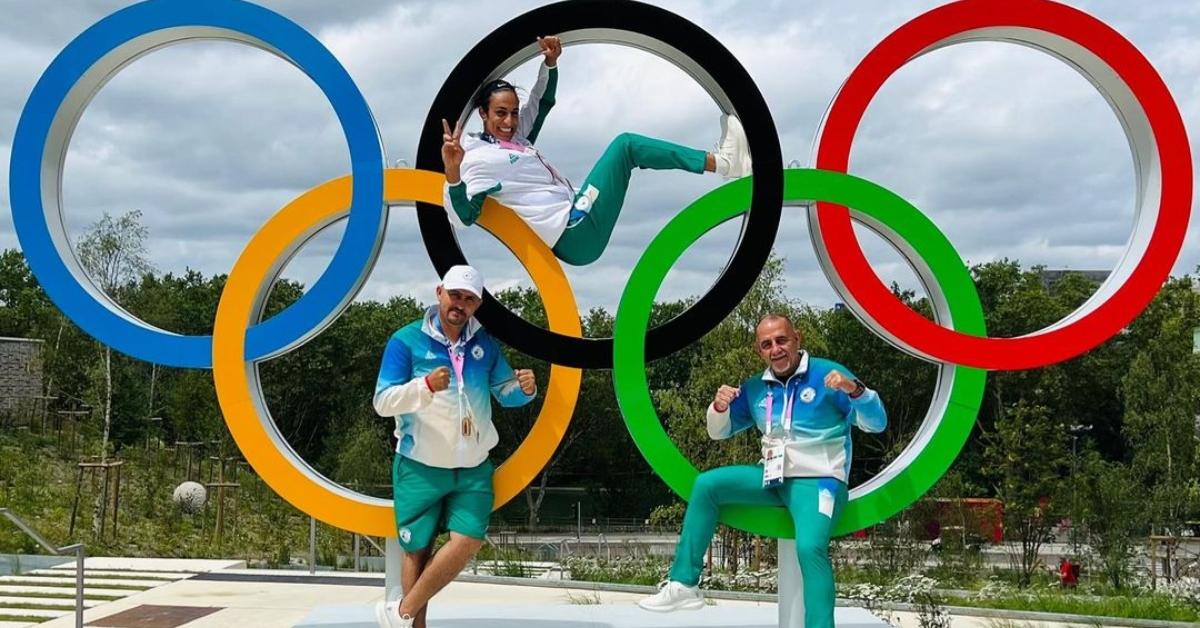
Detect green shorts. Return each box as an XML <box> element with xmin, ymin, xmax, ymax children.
<box><xmin>391</xmin><ymin>454</ymin><xmax>494</xmax><ymax>552</ymax></box>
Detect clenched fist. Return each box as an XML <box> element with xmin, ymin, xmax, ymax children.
<box><xmin>824</xmin><ymin>370</ymin><xmax>858</xmax><ymax>395</ymax></box>
<box><xmin>516</xmin><ymin>369</ymin><xmax>537</xmax><ymax>395</ymax></box>
<box><xmin>712</xmin><ymin>385</ymin><xmax>740</xmax><ymax>412</ymax></box>
<box><xmin>426</xmin><ymin>366</ymin><xmax>451</xmax><ymax>393</ymax></box>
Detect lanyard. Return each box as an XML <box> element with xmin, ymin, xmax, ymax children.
<box><xmin>447</xmin><ymin>342</ymin><xmax>474</xmax><ymax>449</ymax></box>
<box><xmin>447</xmin><ymin>344</ymin><xmax>468</xmax><ymax>417</ymax></box>
<box><xmin>496</xmin><ymin>138</ymin><xmax>527</xmax><ymax>153</ymax></box>
<box><xmin>535</xmin><ymin>152</ymin><xmax>575</xmax><ymax>197</ymax></box>
<box><xmin>763</xmin><ymin>382</ymin><xmax>796</xmax><ymax>434</ymax></box>
<box><xmin>447</xmin><ymin>343</ymin><xmax>466</xmax><ymax>394</ymax></box>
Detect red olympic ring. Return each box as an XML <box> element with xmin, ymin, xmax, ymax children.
<box><xmin>815</xmin><ymin>0</ymin><xmax>1192</xmax><ymax>370</ymax></box>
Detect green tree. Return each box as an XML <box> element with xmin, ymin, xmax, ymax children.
<box><xmin>1080</xmin><ymin>456</ymin><xmax>1143</xmax><ymax>589</ymax></box>
<box><xmin>0</xmin><ymin>249</ymin><xmax>55</xmax><ymax>337</ymax></box>
<box><xmin>1121</xmin><ymin>277</ymin><xmax>1200</xmax><ymax>581</ymax></box>
<box><xmin>983</xmin><ymin>399</ymin><xmax>1067</xmax><ymax>587</ymax></box>
<box><xmin>76</xmin><ymin>210</ymin><xmax>153</xmax><ymax>460</ymax></box>
<box><xmin>76</xmin><ymin>210</ymin><xmax>153</xmax><ymax>537</ymax></box>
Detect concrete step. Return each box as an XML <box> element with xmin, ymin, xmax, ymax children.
<box><xmin>0</xmin><ymin>596</ymin><xmax>100</xmax><ymax>608</ymax></box>
<box><xmin>46</xmin><ymin>557</ymin><xmax>242</xmax><ymax>572</ymax></box>
<box><xmin>0</xmin><ymin>585</ymin><xmax>132</xmax><ymax>598</ymax></box>
<box><xmin>0</xmin><ymin>578</ymin><xmax>162</xmax><ymax>593</ymax></box>
<box><xmin>0</xmin><ymin>576</ymin><xmax>156</xmax><ymax>589</ymax></box>
<box><xmin>0</xmin><ymin>605</ymin><xmax>68</xmax><ymax>618</ymax></box>
<box><xmin>33</xmin><ymin>569</ymin><xmax>188</xmax><ymax>581</ymax></box>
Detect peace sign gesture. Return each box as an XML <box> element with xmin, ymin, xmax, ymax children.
<box><xmin>441</xmin><ymin>118</ymin><xmax>464</xmax><ymax>182</ymax></box>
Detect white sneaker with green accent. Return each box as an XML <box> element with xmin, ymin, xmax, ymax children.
<box><xmin>713</xmin><ymin>114</ymin><xmax>752</xmax><ymax>180</ymax></box>
<box><xmin>637</xmin><ymin>580</ymin><xmax>705</xmax><ymax>612</ymax></box>
<box><xmin>374</xmin><ymin>600</ymin><xmax>414</xmax><ymax>628</ymax></box>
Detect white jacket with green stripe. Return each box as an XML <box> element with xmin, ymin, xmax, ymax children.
<box><xmin>443</xmin><ymin>61</ymin><xmax>573</xmax><ymax>247</ymax></box>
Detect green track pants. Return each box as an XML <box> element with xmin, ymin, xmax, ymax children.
<box><xmin>667</xmin><ymin>465</ymin><xmax>848</xmax><ymax>628</ymax></box>
<box><xmin>552</xmin><ymin>132</ymin><xmax>706</xmax><ymax>266</ymax></box>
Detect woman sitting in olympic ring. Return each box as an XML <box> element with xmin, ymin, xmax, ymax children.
<box><xmin>440</xmin><ymin>35</ymin><xmax>751</xmax><ymax>266</ymax></box>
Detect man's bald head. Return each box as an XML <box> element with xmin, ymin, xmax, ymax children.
<box><xmin>756</xmin><ymin>314</ymin><xmax>797</xmax><ymax>336</ymax></box>
<box><xmin>755</xmin><ymin>314</ymin><xmax>803</xmax><ymax>377</ymax></box>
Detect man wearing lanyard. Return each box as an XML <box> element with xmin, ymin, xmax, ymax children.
<box><xmin>639</xmin><ymin>314</ymin><xmax>886</xmax><ymax>628</ymax></box>
<box><xmin>373</xmin><ymin>265</ymin><xmax>536</xmax><ymax>628</ymax></box>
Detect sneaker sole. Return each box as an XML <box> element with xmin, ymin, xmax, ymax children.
<box><xmin>637</xmin><ymin>598</ymin><xmax>706</xmax><ymax>612</ymax></box>
<box><xmin>716</xmin><ymin>116</ymin><xmax>750</xmax><ymax>180</ymax></box>
<box><xmin>373</xmin><ymin>603</ymin><xmax>393</xmax><ymax>628</ymax></box>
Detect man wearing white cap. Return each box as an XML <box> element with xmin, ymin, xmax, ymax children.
<box><xmin>373</xmin><ymin>265</ymin><xmax>536</xmax><ymax>628</ymax></box>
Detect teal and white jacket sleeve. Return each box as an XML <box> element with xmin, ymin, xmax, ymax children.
<box><xmin>443</xmin><ymin>156</ymin><xmax>501</xmax><ymax>228</ymax></box>
<box><xmin>372</xmin><ymin>334</ymin><xmax>434</xmax><ymax>417</ymax></box>
<box><xmin>518</xmin><ymin>61</ymin><xmax>557</xmax><ymax>143</ymax></box>
<box><xmin>847</xmin><ymin>386</ymin><xmax>886</xmax><ymax>433</ymax></box>
<box><xmin>443</xmin><ymin>61</ymin><xmax>558</xmax><ymax>227</ymax></box>
<box><xmin>705</xmin><ymin>383</ymin><xmax>757</xmax><ymax>440</ymax></box>
<box><xmin>486</xmin><ymin>335</ymin><xmax>537</xmax><ymax>407</ymax></box>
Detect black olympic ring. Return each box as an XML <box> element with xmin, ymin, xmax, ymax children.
<box><xmin>415</xmin><ymin>0</ymin><xmax>784</xmax><ymax>369</ymax></box>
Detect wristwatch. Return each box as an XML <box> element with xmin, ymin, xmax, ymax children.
<box><xmin>849</xmin><ymin>379</ymin><xmax>866</xmax><ymax>399</ymax></box>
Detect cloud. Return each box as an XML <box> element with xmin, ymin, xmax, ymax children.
<box><xmin>0</xmin><ymin>0</ymin><xmax>1195</xmax><ymax>329</ymax></box>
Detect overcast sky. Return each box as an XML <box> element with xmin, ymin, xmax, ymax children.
<box><xmin>1</xmin><ymin>0</ymin><xmax>1197</xmax><ymax>330</ymax></box>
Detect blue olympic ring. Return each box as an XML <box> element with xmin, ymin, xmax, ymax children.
<box><xmin>9</xmin><ymin>0</ymin><xmax>385</xmax><ymax>368</ymax></box>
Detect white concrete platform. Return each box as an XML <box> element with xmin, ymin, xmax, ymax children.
<box><xmin>297</xmin><ymin>603</ymin><xmax>887</xmax><ymax>628</ymax></box>
<box><xmin>25</xmin><ymin>567</ymin><xmax>1145</xmax><ymax>628</ymax></box>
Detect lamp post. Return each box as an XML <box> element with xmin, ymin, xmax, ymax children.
<box><xmin>1068</xmin><ymin>423</ymin><xmax>1093</xmax><ymax>555</ymax></box>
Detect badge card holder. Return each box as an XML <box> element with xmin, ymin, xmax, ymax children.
<box><xmin>762</xmin><ymin>440</ymin><xmax>786</xmax><ymax>488</ymax></box>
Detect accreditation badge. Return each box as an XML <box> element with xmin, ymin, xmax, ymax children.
<box><xmin>762</xmin><ymin>438</ymin><xmax>786</xmax><ymax>488</ymax></box>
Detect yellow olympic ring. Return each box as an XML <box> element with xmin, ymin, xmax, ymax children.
<box><xmin>213</xmin><ymin>168</ymin><xmax>583</xmax><ymax>536</ymax></box>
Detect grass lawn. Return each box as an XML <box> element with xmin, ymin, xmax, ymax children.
<box><xmin>947</xmin><ymin>593</ymin><xmax>1200</xmax><ymax>623</ymax></box>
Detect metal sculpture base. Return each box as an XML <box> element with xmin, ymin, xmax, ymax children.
<box><xmin>777</xmin><ymin>539</ymin><xmax>804</xmax><ymax>627</ymax></box>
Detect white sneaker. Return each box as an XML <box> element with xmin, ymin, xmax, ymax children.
<box><xmin>637</xmin><ymin>581</ymin><xmax>705</xmax><ymax>612</ymax></box>
<box><xmin>374</xmin><ymin>600</ymin><xmax>414</xmax><ymax>628</ymax></box>
<box><xmin>713</xmin><ymin>114</ymin><xmax>752</xmax><ymax>180</ymax></box>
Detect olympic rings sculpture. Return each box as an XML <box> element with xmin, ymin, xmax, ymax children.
<box><xmin>9</xmin><ymin>0</ymin><xmax>1190</xmax><ymax>538</ymax></box>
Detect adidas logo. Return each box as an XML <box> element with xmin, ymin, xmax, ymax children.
<box><xmin>508</xmin><ymin>154</ymin><xmax>519</xmax><ymax>164</ymax></box>
<box><xmin>424</xmin><ymin>350</ymin><xmax>439</xmax><ymax>360</ymax></box>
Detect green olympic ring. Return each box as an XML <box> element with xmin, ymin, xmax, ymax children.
<box><xmin>612</xmin><ymin>168</ymin><xmax>987</xmax><ymax>537</ymax></box>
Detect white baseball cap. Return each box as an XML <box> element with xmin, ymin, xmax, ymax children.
<box><xmin>440</xmin><ymin>265</ymin><xmax>484</xmax><ymax>298</ymax></box>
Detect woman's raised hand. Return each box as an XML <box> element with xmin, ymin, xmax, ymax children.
<box><xmin>538</xmin><ymin>35</ymin><xmax>562</xmax><ymax>67</ymax></box>
<box><xmin>441</xmin><ymin>118</ymin><xmax>464</xmax><ymax>181</ymax></box>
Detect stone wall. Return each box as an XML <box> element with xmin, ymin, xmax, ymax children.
<box><xmin>0</xmin><ymin>337</ymin><xmax>45</xmax><ymax>414</ymax></box>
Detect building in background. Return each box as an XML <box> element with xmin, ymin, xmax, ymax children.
<box><xmin>1038</xmin><ymin>269</ymin><xmax>1111</xmax><ymax>292</ymax></box>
